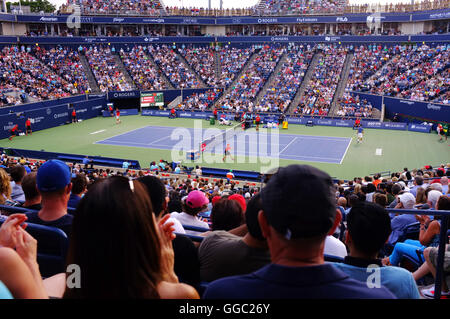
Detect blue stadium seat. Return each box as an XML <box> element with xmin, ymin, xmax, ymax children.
<box><xmin>0</xmin><ymin>219</ymin><xmax>69</xmax><ymax>278</ymax></box>
<box><xmin>175</xmin><ymin>232</ymin><xmax>204</xmax><ymax>243</ymax></box>
<box><xmin>23</xmin><ymin>222</ymin><xmax>69</xmax><ymax>278</ymax></box>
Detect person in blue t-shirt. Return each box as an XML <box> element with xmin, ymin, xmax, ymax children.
<box><xmin>203</xmin><ymin>165</ymin><xmax>395</xmax><ymax>299</ymax></box>
<box><xmin>333</xmin><ymin>201</ymin><xmax>420</xmax><ymax>299</ymax></box>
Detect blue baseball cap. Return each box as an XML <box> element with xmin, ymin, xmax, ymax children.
<box><xmin>37</xmin><ymin>160</ymin><xmax>71</xmax><ymax>192</ymax></box>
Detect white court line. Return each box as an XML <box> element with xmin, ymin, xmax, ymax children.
<box><xmin>146</xmin><ymin>135</ymin><xmax>171</xmax><ymax>145</ymax></box>
<box><xmin>90</xmin><ymin>129</ymin><xmax>106</xmax><ymax>135</ymax></box>
<box><xmin>339</xmin><ymin>137</ymin><xmax>353</xmax><ymax>165</ymax></box>
<box><xmin>95</xmin><ymin>140</ymin><xmax>149</xmax><ymax>147</ymax></box>
<box><xmin>94</xmin><ymin>125</ymin><xmax>151</xmax><ymax>144</ymax></box>
<box><xmin>279</xmin><ymin>137</ymin><xmax>298</xmax><ymax>154</ymax></box>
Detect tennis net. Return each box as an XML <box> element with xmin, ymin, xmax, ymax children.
<box><xmin>199</xmin><ymin>122</ymin><xmax>243</xmax><ymax>153</ymax></box>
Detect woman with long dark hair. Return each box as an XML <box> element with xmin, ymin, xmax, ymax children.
<box><xmin>44</xmin><ymin>176</ymin><xmax>199</xmax><ymax>299</ymax></box>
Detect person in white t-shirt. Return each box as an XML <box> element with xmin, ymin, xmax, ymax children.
<box><xmin>325</xmin><ymin>235</ymin><xmax>348</xmax><ymax>259</ymax></box>
<box><xmin>171</xmin><ymin>190</ymin><xmax>210</xmax><ymax>229</ymax></box>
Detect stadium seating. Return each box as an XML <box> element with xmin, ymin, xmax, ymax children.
<box><xmin>85</xmin><ymin>46</ymin><xmax>133</xmax><ymax>92</ymax></box>
<box><xmin>119</xmin><ymin>46</ymin><xmax>168</xmax><ymax>91</ymax></box>
<box><xmin>149</xmin><ymin>45</ymin><xmax>202</xmax><ymax>89</ymax></box>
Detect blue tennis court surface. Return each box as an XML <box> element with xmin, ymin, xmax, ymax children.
<box><xmin>95</xmin><ymin>125</ymin><xmax>352</xmax><ymax>164</ymax></box>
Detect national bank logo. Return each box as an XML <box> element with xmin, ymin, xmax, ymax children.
<box><xmin>427</xmin><ymin>103</ymin><xmax>441</xmax><ymax>111</ymax></box>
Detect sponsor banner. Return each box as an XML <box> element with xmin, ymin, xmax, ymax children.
<box><xmin>0</xmin><ymin>99</ymin><xmax>104</xmax><ymax>139</ymax></box>
<box><xmin>363</xmin><ymin>121</ymin><xmax>407</xmax><ymax>130</ymax></box>
<box><xmin>141</xmin><ymin>109</ymin><xmax>170</xmax><ymax>117</ymax></box>
<box><xmin>408</xmin><ymin>123</ymin><xmax>432</xmax><ymax>133</ymax></box>
<box><xmin>11</xmin><ymin>34</ymin><xmax>448</xmax><ymax>45</ymax></box>
<box><xmin>108</xmin><ymin>90</ymin><xmax>140</xmax><ymax>100</ymax></box>
<box><xmin>178</xmin><ymin>111</ymin><xmax>212</xmax><ymax>119</ymax></box>
<box><xmin>103</xmin><ymin>108</ymin><xmax>138</xmax><ymax>117</ymax></box>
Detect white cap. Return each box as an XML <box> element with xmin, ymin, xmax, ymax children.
<box><xmin>245</xmin><ymin>192</ymin><xmax>251</xmax><ymax>198</ymax></box>
<box><xmin>398</xmin><ymin>192</ymin><xmax>416</xmax><ymax>209</ymax></box>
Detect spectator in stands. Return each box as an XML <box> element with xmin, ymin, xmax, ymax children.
<box><xmin>410</xmin><ymin>176</ymin><xmax>425</xmax><ymax>197</ymax></box>
<box><xmin>68</xmin><ymin>174</ymin><xmax>88</xmax><ymax>209</ymax></box>
<box><xmin>373</xmin><ymin>192</ymin><xmax>388</xmax><ymax>207</ymax></box>
<box><xmin>388</xmin><ymin>192</ymin><xmax>418</xmax><ymax>246</ymax></box>
<box><xmin>25</xmin><ymin>160</ymin><xmax>73</xmax><ymax>237</ymax></box>
<box><xmin>203</xmin><ymin>165</ymin><xmax>395</xmax><ymax>299</ymax></box>
<box><xmin>0</xmin><ymin>168</ymin><xmax>19</xmax><ymax>207</ymax></box>
<box><xmin>137</xmin><ymin>175</ymin><xmax>200</xmax><ymax>289</ymax></box>
<box><xmin>20</xmin><ymin>172</ymin><xmax>41</xmax><ymax>211</ymax></box>
<box><xmin>0</xmin><ymin>214</ymin><xmax>47</xmax><ymax>298</ymax></box>
<box><xmin>170</xmin><ymin>190</ymin><xmax>209</xmax><ymax>229</ymax></box>
<box><xmin>9</xmin><ymin>165</ymin><xmax>26</xmax><ymax>202</ymax></box>
<box><xmin>412</xmin><ymin>196</ymin><xmax>450</xmax><ymax>298</ymax></box>
<box><xmin>43</xmin><ymin>176</ymin><xmax>199</xmax><ymax>299</ymax></box>
<box><xmin>210</xmin><ymin>198</ymin><xmax>245</xmax><ymax>232</ymax></box>
<box><xmin>383</xmin><ymin>193</ymin><xmax>445</xmax><ymax>267</ymax></box>
<box><xmin>198</xmin><ymin>193</ymin><xmax>270</xmax><ymax>282</ymax></box>
<box><xmin>333</xmin><ymin>201</ymin><xmax>420</xmax><ymax>299</ymax></box>
<box><xmin>441</xmin><ymin>176</ymin><xmax>449</xmax><ymax>194</ymax></box>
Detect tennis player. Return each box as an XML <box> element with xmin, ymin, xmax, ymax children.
<box><xmin>357</xmin><ymin>126</ymin><xmax>364</xmax><ymax>144</ymax></box>
<box><xmin>223</xmin><ymin>143</ymin><xmax>234</xmax><ymax>162</ymax></box>
<box><xmin>71</xmin><ymin>109</ymin><xmax>77</xmax><ymax>123</ymax></box>
<box><xmin>25</xmin><ymin>118</ymin><xmax>32</xmax><ymax>135</ymax></box>
<box><xmin>438</xmin><ymin>123</ymin><xmax>447</xmax><ymax>141</ymax></box>
<box><xmin>115</xmin><ymin>108</ymin><xmax>121</xmax><ymax>124</ymax></box>
<box><xmin>9</xmin><ymin>124</ymin><xmax>19</xmax><ymax>140</ymax></box>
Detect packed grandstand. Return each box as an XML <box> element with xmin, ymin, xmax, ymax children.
<box><xmin>0</xmin><ymin>0</ymin><xmax>449</xmax><ymax>303</ymax></box>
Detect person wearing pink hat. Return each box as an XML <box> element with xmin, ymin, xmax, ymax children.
<box><xmin>170</xmin><ymin>190</ymin><xmax>210</xmax><ymax>229</ymax></box>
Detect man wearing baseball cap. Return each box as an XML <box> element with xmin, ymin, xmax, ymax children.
<box><xmin>204</xmin><ymin>164</ymin><xmax>395</xmax><ymax>299</ymax></box>
<box><xmin>388</xmin><ymin>192</ymin><xmax>419</xmax><ymax>246</ymax></box>
<box><xmin>25</xmin><ymin>160</ymin><xmax>73</xmax><ymax>236</ymax></box>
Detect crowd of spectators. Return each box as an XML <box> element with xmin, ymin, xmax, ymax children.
<box><xmin>258</xmin><ymin>44</ymin><xmax>314</xmax><ymax>113</ymax></box>
<box><xmin>176</xmin><ymin>90</ymin><xmax>221</xmax><ymax>112</ymax></box>
<box><xmin>63</xmin><ymin>0</ymin><xmax>163</xmax><ymax>15</ymax></box>
<box><xmin>365</xmin><ymin>44</ymin><xmax>450</xmax><ymax>104</ymax></box>
<box><xmin>0</xmin><ymin>91</ymin><xmax>24</xmax><ymax>107</ymax></box>
<box><xmin>336</xmin><ymin>93</ymin><xmax>373</xmax><ymax>118</ymax></box>
<box><xmin>219</xmin><ymin>45</ymin><xmax>284</xmax><ymax>113</ymax></box>
<box><xmin>217</xmin><ymin>46</ymin><xmax>255</xmax><ymax>90</ymax></box>
<box><xmin>294</xmin><ymin>45</ymin><xmax>347</xmax><ymax>116</ymax></box>
<box><xmin>0</xmin><ymin>46</ymin><xmax>72</xmax><ymax>101</ymax></box>
<box><xmin>257</xmin><ymin>0</ymin><xmax>347</xmax><ymax>15</ymax></box>
<box><xmin>33</xmin><ymin>46</ymin><xmax>91</xmax><ymax>95</ymax></box>
<box><xmin>345</xmin><ymin>44</ymin><xmax>395</xmax><ymax>93</ymax></box>
<box><xmin>0</xmin><ymin>151</ymin><xmax>449</xmax><ymax>299</ymax></box>
<box><xmin>178</xmin><ymin>46</ymin><xmax>217</xmax><ymax>88</ymax></box>
<box><xmin>149</xmin><ymin>45</ymin><xmax>202</xmax><ymax>89</ymax></box>
<box><xmin>85</xmin><ymin>46</ymin><xmax>133</xmax><ymax>92</ymax></box>
<box><xmin>119</xmin><ymin>46</ymin><xmax>168</xmax><ymax>91</ymax></box>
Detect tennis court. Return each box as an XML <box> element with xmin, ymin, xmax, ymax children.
<box><xmin>94</xmin><ymin>125</ymin><xmax>352</xmax><ymax>164</ymax></box>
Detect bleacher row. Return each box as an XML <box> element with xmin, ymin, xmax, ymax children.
<box><xmin>1</xmin><ymin>43</ymin><xmax>448</xmax><ymax>118</ymax></box>
<box><xmin>0</xmin><ymin>152</ymin><xmax>449</xmax><ymax>299</ymax></box>
<box><xmin>57</xmin><ymin>0</ymin><xmax>450</xmax><ymax>16</ymax></box>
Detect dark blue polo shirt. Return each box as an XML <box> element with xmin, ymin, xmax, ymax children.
<box><xmin>203</xmin><ymin>263</ymin><xmax>396</xmax><ymax>299</ymax></box>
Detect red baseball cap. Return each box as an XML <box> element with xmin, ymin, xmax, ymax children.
<box><xmin>228</xmin><ymin>194</ymin><xmax>247</xmax><ymax>212</ymax></box>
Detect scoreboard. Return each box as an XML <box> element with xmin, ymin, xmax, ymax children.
<box><xmin>140</xmin><ymin>92</ymin><xmax>164</xmax><ymax>108</ymax></box>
